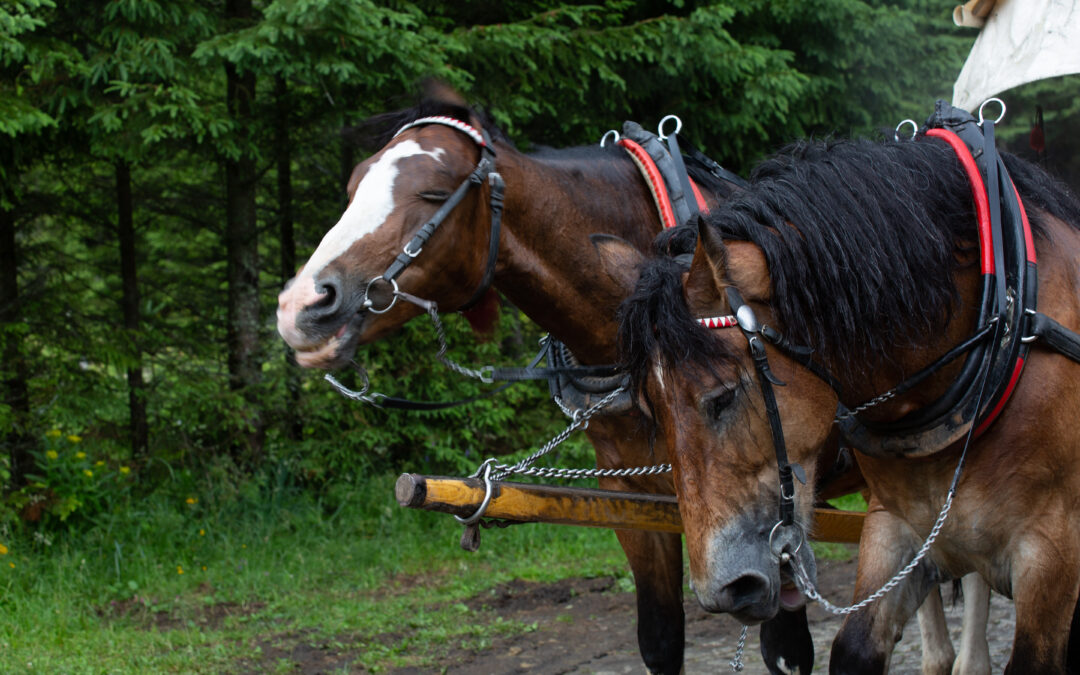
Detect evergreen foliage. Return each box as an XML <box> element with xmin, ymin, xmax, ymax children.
<box><xmin>1</xmin><ymin>0</ymin><xmax>978</xmax><ymax>533</ymax></box>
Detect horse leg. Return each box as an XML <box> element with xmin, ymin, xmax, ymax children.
<box><xmin>613</xmin><ymin>529</ymin><xmax>686</xmax><ymax>674</ymax></box>
<box><xmin>1006</xmin><ymin>552</ymin><xmax>1079</xmax><ymax>673</ymax></box>
<box><xmin>831</xmin><ymin>502</ymin><xmax>940</xmax><ymax>674</ymax></box>
<box><xmin>917</xmin><ymin>584</ymin><xmax>955</xmax><ymax>675</ymax></box>
<box><xmin>952</xmin><ymin>574</ymin><xmax>990</xmax><ymax>675</ymax></box>
<box><xmin>760</xmin><ymin>606</ymin><xmax>815</xmax><ymax>674</ymax></box>
<box><xmin>588</xmin><ymin>422</ymin><xmax>685</xmax><ymax>674</ymax></box>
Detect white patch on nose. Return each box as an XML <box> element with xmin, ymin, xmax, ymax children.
<box><xmin>301</xmin><ymin>140</ymin><xmax>444</xmax><ymax>281</ymax></box>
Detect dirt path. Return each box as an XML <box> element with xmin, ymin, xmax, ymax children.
<box><xmin>393</xmin><ymin>555</ymin><xmax>1016</xmax><ymax>674</ymax></box>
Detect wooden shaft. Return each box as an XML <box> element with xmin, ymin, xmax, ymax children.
<box><xmin>396</xmin><ymin>474</ymin><xmax>864</xmax><ymax>543</ymax></box>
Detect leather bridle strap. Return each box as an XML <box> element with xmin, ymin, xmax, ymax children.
<box><xmin>367</xmin><ymin>117</ymin><xmax>503</xmax><ymax>313</ymax></box>
<box><xmin>725</xmin><ymin>286</ymin><xmax>804</xmax><ymax>526</ymax></box>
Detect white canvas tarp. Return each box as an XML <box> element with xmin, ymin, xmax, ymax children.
<box><xmin>953</xmin><ymin>0</ymin><xmax>1080</xmax><ymax>112</ymax></box>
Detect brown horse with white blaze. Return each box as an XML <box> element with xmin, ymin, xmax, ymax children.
<box><xmin>613</xmin><ymin>131</ymin><xmax>1080</xmax><ymax>672</ymax></box>
<box><xmin>274</xmin><ymin>86</ymin><xmax>803</xmax><ymax>674</ymax></box>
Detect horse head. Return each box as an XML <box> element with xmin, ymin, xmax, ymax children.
<box><xmin>610</xmin><ymin>217</ymin><xmax>834</xmax><ymax>624</ymax></box>
<box><xmin>277</xmin><ymin>87</ymin><xmax>502</xmax><ymax>369</ymax></box>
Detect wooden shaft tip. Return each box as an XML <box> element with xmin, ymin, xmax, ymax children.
<box><xmin>395</xmin><ymin>473</ymin><xmax>426</xmax><ymax>507</ymax></box>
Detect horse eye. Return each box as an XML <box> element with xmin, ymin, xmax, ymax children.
<box><xmin>704</xmin><ymin>388</ymin><xmax>737</xmax><ymax>421</ymax></box>
<box><xmin>418</xmin><ymin>190</ymin><xmax>450</xmax><ymax>202</ymax></box>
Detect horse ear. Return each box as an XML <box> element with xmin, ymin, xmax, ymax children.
<box><xmin>591</xmin><ymin>234</ymin><xmax>644</xmax><ymax>292</ymax></box>
<box><xmin>420</xmin><ymin>79</ymin><xmax>469</xmax><ymax>108</ymax></box>
<box><xmin>686</xmin><ymin>216</ymin><xmax>728</xmax><ymax>303</ymax></box>
<box><xmin>688</xmin><ymin>217</ymin><xmax>771</xmax><ymax>303</ymax></box>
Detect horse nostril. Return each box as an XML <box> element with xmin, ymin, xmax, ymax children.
<box><xmin>720</xmin><ymin>573</ymin><xmax>771</xmax><ymax>610</ymax></box>
<box><xmin>307</xmin><ymin>275</ymin><xmax>343</xmax><ymax>318</ymax></box>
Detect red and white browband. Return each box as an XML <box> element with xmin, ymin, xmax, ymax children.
<box><xmin>393</xmin><ymin>116</ymin><xmax>487</xmax><ymax>147</ymax></box>
<box><xmin>698</xmin><ymin>315</ymin><xmax>738</xmax><ymax>329</ymax></box>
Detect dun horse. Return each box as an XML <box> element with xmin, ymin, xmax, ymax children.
<box><xmin>613</xmin><ymin>118</ymin><xmax>1080</xmax><ymax>671</ymax></box>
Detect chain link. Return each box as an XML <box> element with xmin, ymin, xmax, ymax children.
<box><xmin>730</xmin><ymin>626</ymin><xmax>748</xmax><ymax>672</ymax></box>
<box><xmin>489</xmin><ymin>387</ymin><xmax>670</xmax><ymax>481</ymax></box>
<box><xmin>834</xmin><ymin>389</ymin><xmax>898</xmax><ymax>421</ymax></box>
<box><xmin>790</xmin><ymin>483</ymin><xmax>957</xmax><ymax>617</ymax></box>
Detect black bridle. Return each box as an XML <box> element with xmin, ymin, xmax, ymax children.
<box><xmin>361</xmin><ymin>116</ymin><xmax>505</xmax><ymax>317</ymax></box>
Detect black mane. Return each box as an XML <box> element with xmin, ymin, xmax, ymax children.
<box><xmin>619</xmin><ymin>136</ymin><xmax>1080</xmax><ymax>394</ymax></box>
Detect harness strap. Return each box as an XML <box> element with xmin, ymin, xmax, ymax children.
<box><xmin>725</xmin><ymin>286</ymin><xmax>801</xmax><ymax>526</ymax></box>
<box><xmin>1028</xmin><ymin>313</ymin><xmax>1080</xmax><ymax>363</ymax></box>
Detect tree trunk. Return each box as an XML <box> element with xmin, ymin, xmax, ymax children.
<box><xmin>275</xmin><ymin>75</ymin><xmax>302</xmax><ymax>441</ymax></box>
<box><xmin>0</xmin><ymin>161</ymin><xmax>33</xmax><ymax>486</ymax></box>
<box><xmin>225</xmin><ymin>0</ymin><xmax>263</xmax><ymax>463</ymax></box>
<box><xmin>116</xmin><ymin>160</ymin><xmax>148</xmax><ymax>458</ymax></box>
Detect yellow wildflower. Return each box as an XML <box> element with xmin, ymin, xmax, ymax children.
<box><xmin>46</xmin><ymin>429</ymin><xmax>62</xmax><ymax>438</ymax></box>
<box><xmin>45</xmin><ymin>450</ymin><xmax>58</xmax><ymax>460</ymax></box>
<box><xmin>8</xmin><ymin>563</ymin><xmax>13</xmax><ymax>569</ymax></box>
<box><xmin>119</xmin><ymin>466</ymin><xmax>130</xmax><ymax>475</ymax></box>
<box><xmin>76</xmin><ymin>452</ymin><xmax>86</xmax><ymax>459</ymax></box>
<box><xmin>177</xmin><ymin>566</ymin><xmax>184</xmax><ymax>575</ymax></box>
<box><xmin>185</xmin><ymin>497</ymin><xmax>197</xmax><ymax>505</ymax></box>
<box><xmin>67</xmin><ymin>435</ymin><xmax>82</xmax><ymax>443</ymax></box>
<box><xmin>198</xmin><ymin>529</ymin><xmax>205</xmax><ymax>536</ymax></box>
<box><xmin>83</xmin><ymin>469</ymin><xmax>93</xmax><ymax>478</ymax></box>
<box><xmin>202</xmin><ymin>566</ymin><xmax>207</xmax><ymax>571</ymax></box>
<box><xmin>0</xmin><ymin>543</ymin><xmax>8</xmax><ymax>555</ymax></box>
<box><xmin>94</xmin><ymin>460</ymin><xmax>104</xmax><ymax>467</ymax></box>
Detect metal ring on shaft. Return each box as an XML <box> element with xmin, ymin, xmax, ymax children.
<box><xmin>455</xmin><ymin>460</ymin><xmax>496</xmax><ymax>526</ymax></box>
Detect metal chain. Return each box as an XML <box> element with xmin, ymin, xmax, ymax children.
<box><xmin>730</xmin><ymin>626</ymin><xmax>748</xmax><ymax>672</ymax></box>
<box><xmin>424</xmin><ymin>300</ymin><xmax>496</xmax><ymax>383</ymax></box>
<box><xmin>489</xmin><ymin>386</ymin><xmax>670</xmax><ymax>481</ymax></box>
<box><xmin>834</xmin><ymin>389</ymin><xmax>898</xmax><ymax>421</ymax></box>
<box><xmin>790</xmin><ymin>477</ymin><xmax>957</xmax><ymax>617</ymax></box>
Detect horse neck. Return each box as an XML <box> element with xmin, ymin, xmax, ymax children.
<box><xmin>493</xmin><ymin>146</ymin><xmax>661</xmax><ymax>363</ymax></box>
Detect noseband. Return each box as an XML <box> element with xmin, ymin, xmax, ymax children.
<box><xmin>362</xmin><ymin>116</ymin><xmax>505</xmax><ymax>315</ymax></box>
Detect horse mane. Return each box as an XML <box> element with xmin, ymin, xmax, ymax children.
<box><xmin>619</xmin><ymin>136</ymin><xmax>1080</xmax><ymax>395</ymax></box>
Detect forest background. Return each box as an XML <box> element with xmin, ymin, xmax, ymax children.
<box><xmin>1</xmin><ymin>1</ymin><xmax>1078</xmax><ymax>671</ymax></box>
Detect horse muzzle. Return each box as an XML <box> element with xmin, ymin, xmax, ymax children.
<box><xmin>690</xmin><ymin>516</ymin><xmax>816</xmax><ymax>624</ymax></box>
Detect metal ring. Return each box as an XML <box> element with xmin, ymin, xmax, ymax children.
<box><xmin>894</xmin><ymin>119</ymin><xmax>917</xmax><ymax>142</ymax></box>
<box><xmin>768</xmin><ymin>520</ymin><xmax>805</xmax><ymax>558</ymax></box>
<box><xmin>658</xmin><ymin>115</ymin><xmax>683</xmax><ymax>141</ymax></box>
<box><xmin>363</xmin><ymin>276</ymin><xmax>399</xmax><ymax>314</ymax></box>
<box><xmin>978</xmin><ymin>98</ymin><xmax>1006</xmax><ymax>126</ymax></box>
<box><xmin>455</xmin><ymin>460</ymin><xmax>496</xmax><ymax>525</ymax></box>
<box><xmin>600</xmin><ymin>130</ymin><xmax>620</xmax><ymax>147</ymax></box>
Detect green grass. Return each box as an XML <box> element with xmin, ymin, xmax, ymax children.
<box><xmin>0</xmin><ymin>470</ymin><xmax>866</xmax><ymax>673</ymax></box>
<box><xmin>0</xmin><ymin>473</ymin><xmax>629</xmax><ymax>673</ymax></box>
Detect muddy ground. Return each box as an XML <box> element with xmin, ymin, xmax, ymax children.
<box><xmin>234</xmin><ymin>549</ymin><xmax>1017</xmax><ymax>674</ymax></box>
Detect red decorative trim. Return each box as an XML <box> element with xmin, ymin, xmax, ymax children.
<box><xmin>974</xmin><ymin>356</ymin><xmax>1026</xmax><ymax>437</ymax></box>
<box><xmin>925</xmin><ymin>128</ymin><xmax>993</xmax><ymax>275</ymax></box>
<box><xmin>618</xmin><ymin>138</ymin><xmax>678</xmax><ymax>229</ymax></box>
<box><xmin>698</xmin><ymin>315</ymin><xmax>738</xmax><ymax>329</ymax></box>
<box><xmin>689</xmin><ymin>177</ymin><xmax>710</xmax><ymax>214</ymax></box>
